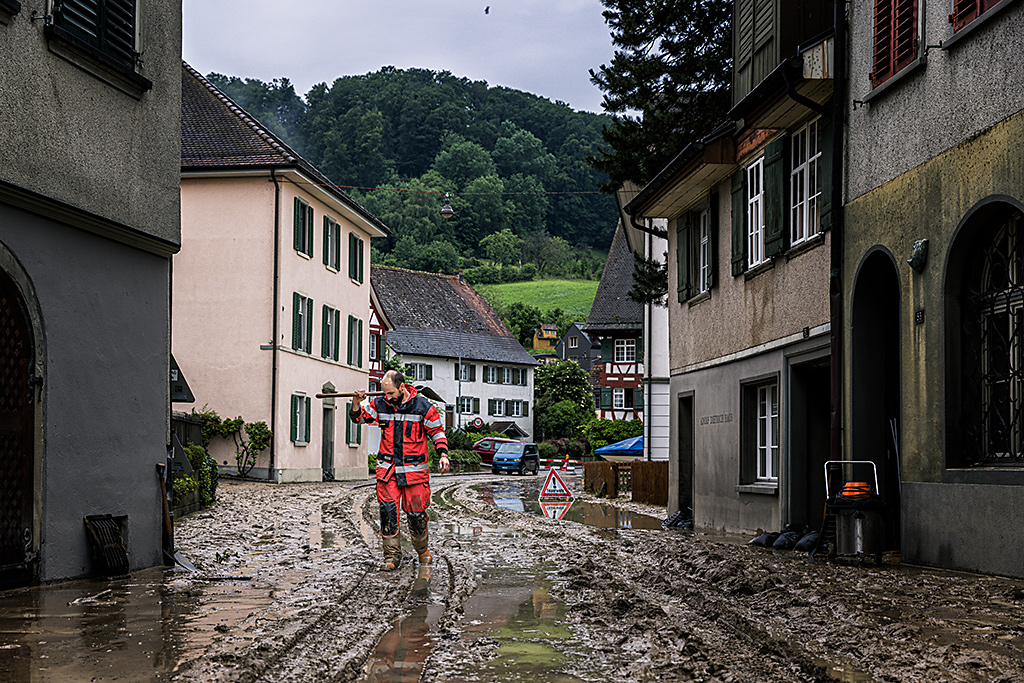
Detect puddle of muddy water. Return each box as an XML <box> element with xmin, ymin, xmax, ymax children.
<box><xmin>477</xmin><ymin>480</ymin><xmax>664</xmax><ymax>531</ymax></box>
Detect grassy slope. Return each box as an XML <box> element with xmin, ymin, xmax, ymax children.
<box><xmin>475</xmin><ymin>279</ymin><xmax>599</xmax><ymax>320</ymax></box>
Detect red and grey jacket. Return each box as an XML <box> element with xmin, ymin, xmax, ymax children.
<box><xmin>351</xmin><ymin>385</ymin><xmax>448</xmax><ymax>485</ymax></box>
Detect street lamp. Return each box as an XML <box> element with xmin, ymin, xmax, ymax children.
<box><xmin>440</xmin><ymin>193</ymin><xmax>454</xmax><ymax>219</ymax></box>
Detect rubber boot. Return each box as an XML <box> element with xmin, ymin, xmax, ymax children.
<box><xmin>381</xmin><ymin>534</ymin><xmax>402</xmax><ymax>571</ymax></box>
<box><xmin>411</xmin><ymin>530</ymin><xmax>432</xmax><ymax>565</ymax></box>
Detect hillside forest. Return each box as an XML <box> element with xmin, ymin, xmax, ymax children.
<box><xmin>208</xmin><ymin>68</ymin><xmax>618</xmax><ymax>286</ymax></box>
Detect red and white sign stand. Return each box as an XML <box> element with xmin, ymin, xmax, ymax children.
<box><xmin>540</xmin><ymin>467</ymin><xmax>572</xmax><ymax>499</ymax></box>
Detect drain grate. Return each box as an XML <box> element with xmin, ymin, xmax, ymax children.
<box><xmin>83</xmin><ymin>515</ymin><xmax>130</xmax><ymax>578</ymax></box>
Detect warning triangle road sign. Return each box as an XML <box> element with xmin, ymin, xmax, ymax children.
<box><xmin>540</xmin><ymin>467</ymin><xmax>571</xmax><ymax>498</ymax></box>
<box><xmin>539</xmin><ymin>499</ymin><xmax>573</xmax><ymax>520</ymax></box>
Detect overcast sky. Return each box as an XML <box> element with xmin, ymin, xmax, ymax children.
<box><xmin>182</xmin><ymin>1</ymin><xmax>616</xmax><ymax>114</ymax></box>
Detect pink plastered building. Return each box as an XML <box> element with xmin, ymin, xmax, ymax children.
<box><xmin>175</xmin><ymin>64</ymin><xmax>389</xmax><ymax>482</ymax></box>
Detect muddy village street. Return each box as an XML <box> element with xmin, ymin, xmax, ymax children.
<box><xmin>3</xmin><ymin>473</ymin><xmax>1024</xmax><ymax>683</ymax></box>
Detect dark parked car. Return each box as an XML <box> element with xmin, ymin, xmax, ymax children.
<box><xmin>491</xmin><ymin>442</ymin><xmax>540</xmax><ymax>475</ymax></box>
<box><xmin>472</xmin><ymin>437</ymin><xmax>519</xmax><ymax>465</ymax></box>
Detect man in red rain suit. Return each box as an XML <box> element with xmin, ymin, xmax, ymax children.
<box><xmin>351</xmin><ymin>370</ymin><xmax>449</xmax><ymax>570</ymax></box>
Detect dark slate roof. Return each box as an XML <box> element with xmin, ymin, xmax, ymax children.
<box><xmin>584</xmin><ymin>221</ymin><xmax>643</xmax><ymax>333</ymax></box>
<box><xmin>181</xmin><ymin>62</ymin><xmax>389</xmax><ymax>235</ymax></box>
<box><xmin>372</xmin><ymin>265</ymin><xmax>538</xmax><ymax>366</ymax></box>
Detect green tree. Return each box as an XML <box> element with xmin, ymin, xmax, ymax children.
<box><xmin>628</xmin><ymin>251</ymin><xmax>669</xmax><ymax>306</ymax></box>
<box><xmin>431</xmin><ymin>133</ymin><xmax>496</xmax><ymax>189</ymax></box>
<box><xmin>534</xmin><ymin>359</ymin><xmax>597</xmax><ymax>417</ymax></box>
<box><xmin>207</xmin><ymin>73</ymin><xmax>307</xmax><ymax>153</ymax></box>
<box><xmin>584</xmin><ymin>418</ymin><xmax>645</xmax><ymax>451</ymax></box>
<box><xmin>588</xmin><ymin>0</ymin><xmax>733</xmax><ymax>188</ymax></box>
<box><xmin>537</xmin><ymin>400</ymin><xmax>592</xmax><ymax>440</ymax></box>
<box><xmin>481</xmin><ymin>228</ymin><xmax>525</xmax><ymax>266</ymax></box>
<box><xmin>499</xmin><ymin>301</ymin><xmax>543</xmax><ymax>347</ymax></box>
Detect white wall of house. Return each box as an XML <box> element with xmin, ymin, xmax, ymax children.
<box><xmin>644</xmin><ymin>219</ymin><xmax>671</xmax><ymax>462</ymax></box>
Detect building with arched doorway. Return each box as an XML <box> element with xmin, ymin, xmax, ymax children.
<box><xmin>843</xmin><ymin>0</ymin><xmax>1024</xmax><ymax>576</ymax></box>
<box><xmin>1</xmin><ymin>2</ymin><xmax>182</xmax><ymax>584</ymax></box>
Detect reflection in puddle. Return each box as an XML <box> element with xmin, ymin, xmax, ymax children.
<box><xmin>810</xmin><ymin>656</ymin><xmax>875</xmax><ymax>682</ymax></box>
<box><xmin>359</xmin><ymin>566</ymin><xmax>442</xmax><ymax>683</ymax></box>
<box><xmin>477</xmin><ymin>481</ymin><xmax>664</xmax><ymax>530</ymax></box>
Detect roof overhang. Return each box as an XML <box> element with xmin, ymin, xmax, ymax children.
<box><xmin>180</xmin><ymin>166</ymin><xmax>390</xmax><ymax>239</ymax></box>
<box><xmin>625</xmin><ymin>134</ymin><xmax>737</xmax><ymax>220</ymax></box>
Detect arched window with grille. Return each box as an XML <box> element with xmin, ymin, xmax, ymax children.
<box><xmin>959</xmin><ymin>208</ymin><xmax>1024</xmax><ymax>465</ymax></box>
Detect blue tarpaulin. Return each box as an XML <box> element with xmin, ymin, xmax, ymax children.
<box><xmin>595</xmin><ymin>435</ymin><xmax>643</xmax><ymax>459</ymax></box>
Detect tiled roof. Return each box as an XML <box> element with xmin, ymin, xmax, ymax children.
<box><xmin>584</xmin><ymin>221</ymin><xmax>643</xmax><ymax>332</ymax></box>
<box><xmin>372</xmin><ymin>265</ymin><xmax>537</xmax><ymax>366</ymax></box>
<box><xmin>180</xmin><ymin>62</ymin><xmax>389</xmax><ymax>235</ymax></box>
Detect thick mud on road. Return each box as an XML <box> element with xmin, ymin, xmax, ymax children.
<box><xmin>4</xmin><ymin>474</ymin><xmax>1024</xmax><ymax>682</ymax></box>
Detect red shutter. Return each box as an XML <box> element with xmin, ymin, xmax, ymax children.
<box><xmin>871</xmin><ymin>0</ymin><xmax>894</xmax><ymax>88</ymax></box>
<box><xmin>950</xmin><ymin>0</ymin><xmax>979</xmax><ymax>32</ymax></box>
<box><xmin>892</xmin><ymin>0</ymin><xmax>918</xmax><ymax>73</ymax></box>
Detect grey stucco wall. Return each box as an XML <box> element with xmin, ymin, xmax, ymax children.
<box><xmin>903</xmin><ymin>482</ymin><xmax>1024</xmax><ymax>579</ymax></box>
<box><xmin>0</xmin><ymin>1</ymin><xmax>182</xmax><ymax>245</ymax></box>
<box><xmin>845</xmin><ymin>2</ymin><xmax>1024</xmax><ymax>203</ymax></box>
<box><xmin>1</xmin><ymin>205</ymin><xmax>169</xmax><ymax>579</ymax></box>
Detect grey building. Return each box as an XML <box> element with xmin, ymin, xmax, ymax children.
<box><xmin>842</xmin><ymin>0</ymin><xmax>1024</xmax><ymax>577</ymax></box>
<box><xmin>0</xmin><ymin>2</ymin><xmax>182</xmax><ymax>584</ymax></box>
<box><xmin>626</xmin><ymin>0</ymin><xmax>835</xmax><ymax>532</ymax></box>
<box><xmin>556</xmin><ymin>322</ymin><xmax>599</xmax><ymax>375</ymax></box>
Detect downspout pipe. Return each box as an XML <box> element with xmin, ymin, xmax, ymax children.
<box><xmin>270</xmin><ymin>170</ymin><xmax>281</xmax><ymax>481</ymax></box>
<box><xmin>646</xmin><ymin>227</ymin><xmax>653</xmax><ymax>461</ymax></box>
<box><xmin>629</xmin><ymin>210</ymin><xmax>668</xmax><ymax>240</ymax></box>
<box><xmin>829</xmin><ymin>0</ymin><xmax>847</xmax><ymax>463</ymax></box>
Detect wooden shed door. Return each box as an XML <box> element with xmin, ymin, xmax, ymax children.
<box><xmin>0</xmin><ymin>270</ymin><xmax>34</xmax><ymax>575</ymax></box>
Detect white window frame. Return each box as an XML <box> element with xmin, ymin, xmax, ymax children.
<box><xmin>756</xmin><ymin>383</ymin><xmax>779</xmax><ymax>481</ymax></box>
<box><xmin>295</xmin><ymin>294</ymin><xmax>312</xmax><ymax>353</ymax></box>
<box><xmin>369</xmin><ymin>332</ymin><xmax>379</xmax><ymax>360</ymax></box>
<box><xmin>614</xmin><ymin>339</ymin><xmax>636</xmax><ymax>363</ymax></box>
<box><xmin>409</xmin><ymin>363</ymin><xmax>427</xmax><ymax>382</ymax></box>
<box><xmin>698</xmin><ymin>209</ymin><xmax>711</xmax><ymax>293</ymax></box>
<box><xmin>790</xmin><ymin>119</ymin><xmax>822</xmax><ymax>247</ymax></box>
<box><xmin>493</xmin><ymin>399</ymin><xmax>505</xmax><ymax>417</ymax></box>
<box><xmin>460</xmin><ymin>363</ymin><xmax>472</xmax><ymax>382</ymax></box>
<box><xmin>458</xmin><ymin>396</ymin><xmax>474</xmax><ymax>414</ymax></box>
<box><xmin>746</xmin><ymin>156</ymin><xmax>766</xmax><ymax>268</ymax></box>
<box><xmin>510</xmin><ymin>401</ymin><xmax>523</xmax><ymax>418</ymax></box>
<box><xmin>324</xmin><ymin>216</ymin><xmax>341</xmax><ymax>270</ymax></box>
<box><xmin>613</xmin><ymin>388</ymin><xmax>625</xmax><ymax>409</ymax></box>
<box><xmin>485</xmin><ymin>366</ymin><xmax>497</xmax><ymax>383</ymax></box>
<box><xmin>569</xmin><ymin>336</ymin><xmax>579</xmax><ymax>349</ymax></box>
<box><xmin>323</xmin><ymin>306</ymin><xmax>339</xmax><ymax>361</ymax></box>
<box><xmin>502</xmin><ymin>367</ymin><xmax>513</xmax><ymax>384</ymax></box>
<box><xmin>293</xmin><ymin>393</ymin><xmax>309</xmax><ymax>444</ymax></box>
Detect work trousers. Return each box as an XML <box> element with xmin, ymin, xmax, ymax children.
<box><xmin>376</xmin><ymin>478</ymin><xmax>431</xmax><ymax>538</ymax></box>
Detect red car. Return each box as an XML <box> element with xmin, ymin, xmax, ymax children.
<box><xmin>471</xmin><ymin>437</ymin><xmax>520</xmax><ymax>465</ymax></box>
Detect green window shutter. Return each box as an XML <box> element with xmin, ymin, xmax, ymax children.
<box><xmin>306</xmin><ymin>205</ymin><xmax>314</xmax><ymax>255</ymax></box>
<box><xmin>333</xmin><ymin>222</ymin><xmax>342</xmax><ymax>268</ymax></box>
<box><xmin>637</xmin><ymin>335</ymin><xmax>644</xmax><ymax>363</ymax></box>
<box><xmin>305</xmin><ymin>298</ymin><xmax>313</xmax><ymax>353</ymax></box>
<box><xmin>454</xmin><ymin>363</ymin><xmax>459</xmax><ymax>380</ymax></box>
<box><xmin>357</xmin><ymin>319</ymin><xmax>363</xmax><ymax>368</ymax></box>
<box><xmin>819</xmin><ymin>118</ymin><xmax>833</xmax><ymax>232</ymax></box>
<box><xmin>425</xmin><ymin>364</ymin><xmax>433</xmax><ymax>381</ymax></box>
<box><xmin>634</xmin><ymin>387</ymin><xmax>644</xmax><ymax>410</ymax></box>
<box><xmin>488</xmin><ymin>399</ymin><xmax>495</xmax><ymax>416</ymax></box>
<box><xmin>731</xmin><ymin>169</ymin><xmax>747</xmax><ymax>276</ymax></box>
<box><xmin>293</xmin><ymin>198</ymin><xmax>302</xmax><ymax>251</ymax></box>
<box><xmin>290</xmin><ymin>395</ymin><xmax>299</xmax><ymax>442</ymax></box>
<box><xmin>523</xmin><ymin>401</ymin><xmax>529</xmax><ymax>417</ymax></box>
<box><xmin>600</xmin><ymin>388</ymin><xmax>612</xmax><ymax>409</ymax></box>
<box><xmin>345</xmin><ymin>401</ymin><xmax>352</xmax><ymax>444</ymax></box>
<box><xmin>764</xmin><ymin>137</ymin><xmax>787</xmax><ymax>258</ymax></box>
<box><xmin>347</xmin><ymin>316</ymin><xmax>354</xmax><ymax>365</ymax></box>
<box><xmin>676</xmin><ymin>217</ymin><xmax>691</xmax><ymax>302</ymax></box>
<box><xmin>469</xmin><ymin>364</ymin><xmax>476</xmax><ymax>382</ymax></box>
<box><xmin>349</xmin><ymin>233</ymin><xmax>357</xmax><ymax>279</ymax></box>
<box><xmin>292</xmin><ymin>292</ymin><xmax>301</xmax><ymax>350</ymax></box>
<box><xmin>709</xmin><ymin>192</ymin><xmax>719</xmax><ymax>288</ymax></box>
<box><xmin>600</xmin><ymin>340</ymin><xmax>612</xmax><ymax>363</ymax></box>
<box><xmin>321</xmin><ymin>305</ymin><xmax>329</xmax><ymax>358</ymax></box>
<box><xmin>333</xmin><ymin>310</ymin><xmax>341</xmax><ymax>361</ymax></box>
<box><xmin>323</xmin><ymin>217</ymin><xmax>330</xmax><ymax>265</ymax></box>
<box><xmin>482</xmin><ymin>365</ymin><xmax>490</xmax><ymax>383</ymax></box>
<box><xmin>473</xmin><ymin>397</ymin><xmax>480</xmax><ymax>414</ymax></box>
<box><xmin>304</xmin><ymin>397</ymin><xmax>311</xmax><ymax>442</ymax></box>
<box><xmin>358</xmin><ymin>237</ymin><xmax>365</xmax><ymax>283</ymax></box>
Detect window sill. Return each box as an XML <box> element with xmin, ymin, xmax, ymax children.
<box><xmin>687</xmin><ymin>290</ymin><xmax>712</xmax><ymax>308</ymax></box>
<box><xmin>297</xmin><ymin>251</ymin><xmax>312</xmax><ymax>259</ymax></box>
<box><xmin>44</xmin><ymin>24</ymin><xmax>151</xmax><ymax>99</ymax></box>
<box><xmin>943</xmin><ymin>467</ymin><xmax>1024</xmax><ymax>486</ymax></box>
<box><xmin>862</xmin><ymin>55</ymin><xmax>925</xmax><ymax>106</ymax></box>
<box><xmin>744</xmin><ymin>260</ymin><xmax>774</xmax><ymax>281</ymax></box>
<box><xmin>294</xmin><ymin>440</ymin><xmax>308</xmax><ymax>447</ymax></box>
<box><xmin>736</xmin><ymin>482</ymin><xmax>778</xmax><ymax>495</ymax></box>
<box><xmin>0</xmin><ymin>0</ymin><xmax>20</xmax><ymax>25</ymax></box>
<box><xmin>942</xmin><ymin>0</ymin><xmax>1020</xmax><ymax>50</ymax></box>
<box><xmin>785</xmin><ymin>232</ymin><xmax>826</xmax><ymax>261</ymax></box>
